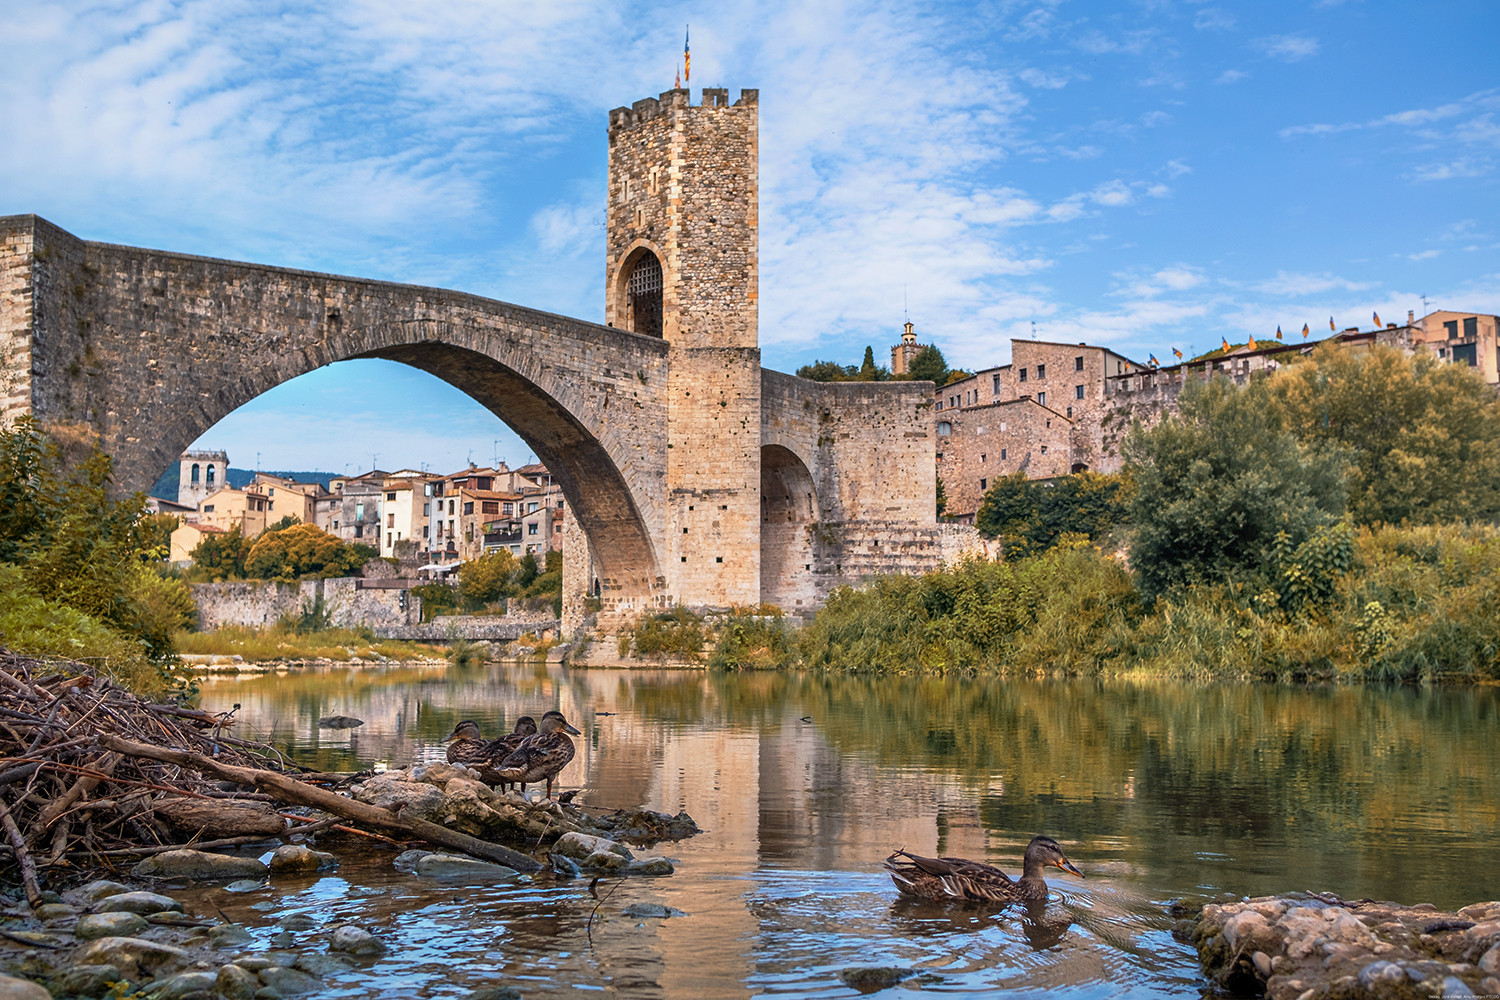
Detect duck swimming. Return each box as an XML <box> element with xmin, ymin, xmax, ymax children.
<box><xmin>493</xmin><ymin>710</ymin><xmax>581</xmax><ymax>801</ymax></box>
<box><xmin>884</xmin><ymin>835</ymin><xmax>1084</xmax><ymax>904</ymax></box>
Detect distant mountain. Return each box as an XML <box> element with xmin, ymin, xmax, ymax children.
<box><xmin>149</xmin><ymin>466</ymin><xmax>338</xmax><ymax>501</ymax></box>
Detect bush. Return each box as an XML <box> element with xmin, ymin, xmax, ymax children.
<box><xmin>709</xmin><ymin>608</ymin><xmax>794</xmax><ymax>670</ymax></box>
<box><xmin>621</xmin><ymin>607</ymin><xmax>707</xmax><ymax>661</ymax></box>
<box><xmin>244</xmin><ymin>523</ymin><xmax>374</xmax><ymax>581</ymax></box>
<box><xmin>976</xmin><ymin>471</ymin><xmax>1132</xmax><ymax>557</ymax></box>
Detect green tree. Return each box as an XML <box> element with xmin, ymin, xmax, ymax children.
<box><xmin>244</xmin><ymin>523</ymin><xmax>373</xmax><ymax>581</ymax></box>
<box><xmin>936</xmin><ymin>476</ymin><xmax>947</xmax><ymax>517</ymax></box>
<box><xmin>853</xmin><ymin>346</ymin><xmax>889</xmax><ymax>381</ymax></box>
<box><xmin>1266</xmin><ymin>343</ymin><xmax>1500</xmax><ymax>525</ymax></box>
<box><xmin>1124</xmin><ymin>376</ymin><xmax>1349</xmax><ymax>602</ymax></box>
<box><xmin>796</xmin><ymin>360</ymin><xmax>854</xmax><ymax>382</ymax></box>
<box><xmin>190</xmin><ymin>526</ymin><xmax>253</xmax><ymax>581</ymax></box>
<box><xmin>458</xmin><ymin>550</ymin><xmax>519</xmax><ymax>605</ymax></box>
<box><xmin>976</xmin><ymin>472</ymin><xmax>1132</xmax><ymax>557</ymax></box>
<box><xmin>265</xmin><ymin>514</ymin><xmax>301</xmax><ymax>533</ymax></box>
<box><xmin>905</xmin><ymin>345</ymin><xmax>950</xmax><ymax>385</ymax></box>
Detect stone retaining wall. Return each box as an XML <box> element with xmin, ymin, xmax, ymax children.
<box><xmin>190</xmin><ymin>578</ymin><xmax>417</xmax><ymax>632</ymax></box>
<box><xmin>376</xmin><ymin>616</ymin><xmax>560</xmax><ymax>642</ymax></box>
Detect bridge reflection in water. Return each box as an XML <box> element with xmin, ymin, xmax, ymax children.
<box><xmin>190</xmin><ymin>664</ymin><xmax>1500</xmax><ymax>999</ymax></box>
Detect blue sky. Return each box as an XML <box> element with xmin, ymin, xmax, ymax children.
<box><xmin>5</xmin><ymin>1</ymin><xmax>1498</xmax><ymax>476</ymax></box>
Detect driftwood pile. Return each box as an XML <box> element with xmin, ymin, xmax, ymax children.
<box><xmin>0</xmin><ymin>651</ymin><xmax>541</xmax><ymax>907</ymax></box>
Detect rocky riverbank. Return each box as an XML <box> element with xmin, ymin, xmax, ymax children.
<box><xmin>1185</xmin><ymin>891</ymin><xmax>1500</xmax><ymax>999</ymax></box>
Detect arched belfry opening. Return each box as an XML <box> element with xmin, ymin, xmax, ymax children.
<box><xmin>623</xmin><ymin>249</ymin><xmax>663</xmax><ymax>338</ymax></box>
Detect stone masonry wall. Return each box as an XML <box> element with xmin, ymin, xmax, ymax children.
<box><xmin>0</xmin><ymin>221</ymin><xmax>36</xmax><ymax>425</ymax></box>
<box><xmin>937</xmin><ymin>397</ymin><xmax>1072</xmax><ymax>517</ymax></box>
<box><xmin>190</xmin><ymin>577</ymin><xmax>417</xmax><ymax>632</ymax></box>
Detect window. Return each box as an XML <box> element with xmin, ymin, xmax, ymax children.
<box><xmin>503</xmin><ymin>503</ymin><xmax>513</xmax><ymax>515</ymax></box>
<box><xmin>1444</xmin><ymin>320</ymin><xmax>1459</xmax><ymax>339</ymax></box>
<box><xmin>1066</xmin><ymin>407</ymin><xmax>1073</xmax><ymax>418</ymax></box>
<box><xmin>1116</xmin><ymin>361</ymin><xmax>1122</xmax><ymax>374</ymax></box>
<box><xmin>463</xmin><ymin>502</ymin><xmax>474</xmax><ymax>515</ymax></box>
<box><xmin>482</xmin><ymin>501</ymin><xmax>499</xmax><ymax>514</ymax></box>
<box><xmin>1001</xmin><ymin>448</ymin><xmax>1007</xmax><ymax>460</ymax></box>
<box><xmin>354</xmin><ymin>524</ymin><xmax>363</xmax><ymax>537</ymax></box>
<box><xmin>1464</xmin><ymin>317</ymin><xmax>1478</xmax><ymax>338</ymax></box>
<box><xmin>936</xmin><ymin>401</ymin><xmax>943</xmax><ymax>411</ymax></box>
<box><xmin>466</xmin><ymin>524</ymin><xmax>473</xmax><ymax>540</ymax></box>
<box><xmin>1046</xmin><ymin>418</ymin><xmax>1052</xmax><ymax>428</ymax></box>
<box><xmin>980</xmin><ymin>454</ymin><xmax>986</xmax><ymax>463</ymax></box>
<box><xmin>477</xmin><ymin>477</ymin><xmax>492</xmax><ymax>490</ymax></box>
<box><xmin>355</xmin><ymin>502</ymin><xmax>364</xmax><ymax>521</ymax></box>
<box><xmin>206</xmin><ymin>465</ymin><xmax>216</xmax><ymax>488</ymax></box>
<box><xmin>423</xmin><ymin>502</ymin><xmax>430</xmax><ymax>515</ymax></box>
<box><xmin>557</xmin><ymin>500</ymin><xmax>565</xmax><ymax>509</ymax></box>
<box><xmin>448</xmin><ymin>500</ymin><xmax>455</xmax><ymax>515</ymax></box>
<box><xmin>203</xmin><ymin>504</ymin><xmax>215</xmax><ymax>513</ymax></box>
<box><xmin>528</xmin><ymin>502</ymin><xmax>540</xmax><ymax>513</ymax></box>
<box><xmin>528</xmin><ymin>523</ymin><xmax>539</xmax><ymax>536</ymax></box>
<box><xmin>422</xmin><ymin>526</ymin><xmax>428</xmax><ymax>538</ymax></box>
<box><xmin>1036</xmin><ymin>363</ymin><xmax>1046</xmax><ymax>379</ymax></box>
<box><xmin>993</xmin><ymin>374</ymin><xmax>1001</xmax><ymax>394</ymax></box>
<box><xmin>1037</xmin><ymin>391</ymin><xmax>1046</xmax><ymax>406</ymax></box>
<box><xmin>387</xmin><ymin>513</ymin><xmax>395</xmax><ymax>528</ymax></box>
<box><xmin>937</xmin><ymin>421</ymin><xmax>952</xmax><ymax>436</ymax></box>
<box><xmin>980</xmin><ymin>478</ymin><xmax>987</xmax><ymax>490</ymax></box>
<box><xmin>333</xmin><ymin>520</ymin><xmax>339</xmax><ymax>529</ymax></box>
<box><xmin>1075</xmin><ymin>355</ymin><xmax>1084</xmax><ymax>372</ymax></box>
<box><xmin>386</xmin><ymin>492</ymin><xmax>396</xmax><ymax>501</ymax></box>
<box><xmin>1076</xmin><ymin>384</ymin><xmax>1085</xmax><ymax>400</ymax></box>
<box><xmin>190</xmin><ymin>463</ymin><xmax>200</xmax><ymax>484</ymax></box>
<box><xmin>1041</xmin><ymin>445</ymin><xmax>1049</xmax><ymax>454</ymax></box>
<box><xmin>1019</xmin><ymin>368</ymin><xmax>1028</xmax><ymax>382</ymax></box>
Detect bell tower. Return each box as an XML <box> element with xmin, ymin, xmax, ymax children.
<box><xmin>606</xmin><ymin>87</ymin><xmax>762</xmax><ymax>606</ymax></box>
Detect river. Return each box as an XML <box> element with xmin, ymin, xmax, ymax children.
<box><xmin>188</xmin><ymin>661</ymin><xmax>1500</xmax><ymax>999</ymax></box>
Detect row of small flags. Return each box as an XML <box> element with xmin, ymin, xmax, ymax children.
<box><xmin>1146</xmin><ymin>312</ymin><xmax>1385</xmax><ymax>368</ymax></box>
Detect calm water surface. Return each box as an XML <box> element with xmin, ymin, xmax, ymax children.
<box><xmin>184</xmin><ymin>662</ymin><xmax>1500</xmax><ymax>999</ymax></box>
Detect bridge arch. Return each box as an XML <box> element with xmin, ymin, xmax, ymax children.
<box><xmin>760</xmin><ymin>443</ymin><xmax>819</xmax><ymax>613</ymax></box>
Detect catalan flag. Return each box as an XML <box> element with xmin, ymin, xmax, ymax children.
<box><xmin>675</xmin><ymin>63</ymin><xmax>681</xmax><ymax>89</ymax></box>
<box><xmin>1373</xmin><ymin>311</ymin><xmax>1382</xmax><ymax>328</ymax></box>
<box><xmin>1172</xmin><ymin>347</ymin><xmax>1183</xmax><ymax>360</ymax></box>
<box><xmin>1329</xmin><ymin>316</ymin><xmax>1336</xmax><ymax>331</ymax></box>
<box><xmin>1302</xmin><ymin>323</ymin><xmax>1310</xmax><ymax>338</ymax></box>
<box><xmin>1222</xmin><ymin>337</ymin><xmax>1230</xmax><ymax>352</ymax></box>
<box><xmin>1149</xmin><ymin>354</ymin><xmax>1159</xmax><ymax>367</ymax></box>
<box><xmin>1276</xmin><ymin>325</ymin><xmax>1283</xmax><ymax>341</ymax></box>
<box><xmin>1249</xmin><ymin>334</ymin><xmax>1258</xmax><ymax>350</ymax></box>
<box><xmin>684</xmin><ymin>26</ymin><xmax>690</xmax><ymax>82</ymax></box>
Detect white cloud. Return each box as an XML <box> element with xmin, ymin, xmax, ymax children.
<box><xmin>1164</xmin><ymin>159</ymin><xmax>1192</xmax><ymax>177</ymax></box>
<box><xmin>1254</xmin><ymin>35</ymin><xmax>1321</xmax><ymax>62</ymax></box>
<box><xmin>1411</xmin><ymin>158</ymin><xmax>1491</xmax><ymax>181</ymax></box>
<box><xmin>1194</xmin><ymin>8</ymin><xmax>1237</xmax><ymax>32</ymax></box>
<box><xmin>1406</xmin><ymin>249</ymin><xmax>1441</xmax><ymax>261</ymax></box>
<box><xmin>1017</xmin><ymin>68</ymin><xmax>1070</xmax><ymax>89</ymax></box>
<box><xmin>1091</xmin><ymin>180</ymin><xmax>1135</xmax><ymax>207</ymax></box>
<box><xmin>1215</xmin><ymin>68</ymin><xmax>1248</xmax><ymax>84</ymax></box>
<box><xmin>1254</xmin><ymin>271</ymin><xmax>1375</xmax><ymax>296</ymax></box>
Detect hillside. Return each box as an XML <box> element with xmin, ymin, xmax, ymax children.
<box><xmin>149</xmin><ymin>466</ymin><xmax>337</xmax><ymax>502</ymax></box>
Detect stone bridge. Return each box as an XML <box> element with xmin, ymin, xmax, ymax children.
<box><xmin>0</xmin><ymin>86</ymin><xmax>946</xmax><ymax>640</ymax></box>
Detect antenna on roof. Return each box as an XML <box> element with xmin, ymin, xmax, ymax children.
<box><xmin>904</xmin><ymin>284</ymin><xmax>908</xmax><ymax>323</ymax></box>
<box><xmin>1031</xmin><ymin>319</ymin><xmax>1037</xmax><ymax>340</ymax></box>
<box><xmin>1420</xmin><ymin>293</ymin><xmax>1429</xmax><ymax>315</ymax></box>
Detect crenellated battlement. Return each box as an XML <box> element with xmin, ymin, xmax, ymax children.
<box><xmin>608</xmin><ymin>88</ymin><xmax>759</xmax><ymax>131</ymax></box>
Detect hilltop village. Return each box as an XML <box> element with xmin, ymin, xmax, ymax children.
<box><xmin>894</xmin><ymin>307</ymin><xmax>1499</xmax><ymax>521</ymax></box>
<box><xmin>157</xmin><ymin>460</ymin><xmax>566</xmax><ymax>572</ymax></box>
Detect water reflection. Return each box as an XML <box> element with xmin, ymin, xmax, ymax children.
<box><xmin>189</xmin><ymin>664</ymin><xmax>1500</xmax><ymax>998</ymax></box>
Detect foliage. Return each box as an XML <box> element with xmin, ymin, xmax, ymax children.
<box><xmin>620</xmin><ymin>606</ymin><xmax>707</xmax><ymax>661</ymax></box>
<box><xmin>935</xmin><ymin>476</ymin><xmax>947</xmax><ymax>517</ymax></box>
<box><xmin>265</xmin><ymin>514</ymin><xmax>301</xmax><ymax>533</ymax></box>
<box><xmin>974</xmin><ymin>471</ymin><xmax>1133</xmax><ymax>557</ymax></box>
<box><xmin>1124</xmin><ymin>376</ymin><xmax>1349</xmax><ymax>603</ymax></box>
<box><xmin>796</xmin><ymin>360</ymin><xmax>857</xmax><ymax>382</ymax></box>
<box><xmin>905</xmin><ymin>345</ymin><xmax>950</xmax><ymax>385</ymax></box>
<box><xmin>189</xmin><ymin>526</ymin><xmax>253</xmax><ymax>582</ymax></box>
<box><xmin>708</xmin><ymin>608</ymin><xmax>793</xmax><ymax>670</ymax></box>
<box><xmin>174</xmin><ymin>623</ymin><xmax>442</xmax><ymax>662</ymax></box>
<box><xmin>0</xmin><ymin>417</ymin><xmax>195</xmax><ymax>668</ymax></box>
<box><xmin>137</xmin><ymin>513</ymin><xmax>178</xmax><ymax>560</ymax></box>
<box><xmin>458</xmin><ymin>550</ymin><xmax>520</xmax><ymax>605</ymax></box>
<box><xmin>1266</xmin><ymin>343</ymin><xmax>1500</xmax><ymax>526</ymax></box>
<box><xmin>411</xmin><ymin>582</ymin><xmax>461</xmax><ymax>621</ymax></box>
<box><xmin>447</xmin><ymin>636</ymin><xmax>491</xmax><ymax>668</ymax></box>
<box><xmin>244</xmin><ymin>523</ymin><xmax>375</xmax><ymax>582</ymax></box>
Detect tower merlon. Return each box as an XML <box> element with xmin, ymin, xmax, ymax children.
<box><xmin>608</xmin><ymin>89</ymin><xmax>760</xmax><ymax>131</ymax></box>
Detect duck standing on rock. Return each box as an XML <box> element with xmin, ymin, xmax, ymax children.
<box><xmin>491</xmin><ymin>716</ymin><xmax>537</xmax><ymax>793</ymax></box>
<box><xmin>439</xmin><ymin>717</ymin><xmax>536</xmax><ymax>785</ymax></box>
<box><xmin>884</xmin><ymin>835</ymin><xmax>1084</xmax><ymax>904</ymax></box>
<box><xmin>494</xmin><ymin>710</ymin><xmax>581</xmax><ymax>801</ymax></box>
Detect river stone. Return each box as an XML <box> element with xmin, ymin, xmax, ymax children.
<box><xmin>294</xmin><ymin>953</ymin><xmax>355</xmax><ymax>977</ymax></box>
<box><xmin>327</xmin><ymin>925</ymin><xmax>386</xmax><ymax>957</ymax></box>
<box><xmin>626</xmin><ymin>858</ymin><xmax>675</xmax><ymax>876</ymax></box>
<box><xmin>279</xmin><ymin>914</ymin><xmax>318</xmax><ymax>932</ymax></box>
<box><xmin>75</xmin><ymin>911</ymin><xmax>148</xmax><ymax>940</ymax></box>
<box><xmin>76</xmin><ymin>936</ymin><xmax>191</xmax><ymax>977</ymax></box>
<box><xmin>464</xmin><ymin>989</ymin><xmax>523</xmax><ymax>1000</ymax></box>
<box><xmin>94</xmin><ymin>890</ymin><xmax>184</xmax><ymax>915</ymax></box>
<box><xmin>209</xmin><ymin>924</ymin><xmax>255</xmax><ymax>947</ymax></box>
<box><xmin>147</xmin><ymin>912</ymin><xmax>210</xmax><ymax>927</ymax></box>
<box><xmin>413</xmin><ymin>854</ymin><xmax>519</xmax><ymax>881</ymax></box>
<box><xmin>228</xmin><ymin>955</ymin><xmax>273</xmax><ymax>973</ymax></box>
<box><xmin>838</xmin><ymin>967</ymin><xmax>915</xmax><ymax>991</ymax></box>
<box><xmin>131</xmin><ymin>849</ymin><xmax>269</xmax><ymax>880</ymax></box>
<box><xmin>216</xmin><ymin>965</ymin><xmax>258</xmax><ymax>1000</ymax></box>
<box><xmin>257</xmin><ymin>966</ymin><xmax>323</xmax><ymax>994</ymax></box>
<box><xmin>393</xmin><ymin>849</ymin><xmax>431</xmax><ymax>872</ymax></box>
<box><xmin>269</xmin><ymin>930</ymin><xmax>295</xmax><ymax>948</ymax></box>
<box><xmin>34</xmin><ymin>903</ymin><xmax>78</xmax><ymax>921</ymax></box>
<box><xmin>0</xmin><ymin>974</ymin><xmax>51</xmax><ymax>1000</ymax></box>
<box><xmin>437</xmin><ymin>779</ymin><xmax>510</xmax><ymax>837</ymax></box>
<box><xmin>143</xmin><ymin>971</ymin><xmax>218</xmax><ymax>999</ymax></box>
<box><xmin>51</xmin><ymin>964</ymin><xmax>120</xmax><ymax>997</ymax></box>
<box><xmin>1480</xmin><ymin>943</ymin><xmax>1500</xmax><ymax>976</ymax></box>
<box><xmin>268</xmin><ymin>845</ymin><xmax>337</xmax><ymax>874</ymax></box>
<box><xmin>351</xmin><ymin>778</ymin><xmax>447</xmax><ymax>820</ymax></box>
<box><xmin>581</xmin><ymin>850</ymin><xmax>627</xmax><ymax>872</ymax></box>
<box><xmin>410</xmin><ymin>762</ymin><xmax>471</xmax><ymax>785</ymax></box>
<box><xmin>64</xmin><ymin>881</ymin><xmax>131</xmax><ymax>905</ymax></box>
<box><xmin>552</xmin><ymin>832</ymin><xmax>632</xmax><ymax>862</ymax></box>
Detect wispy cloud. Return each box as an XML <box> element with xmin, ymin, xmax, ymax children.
<box><xmin>1254</xmin><ymin>271</ymin><xmax>1375</xmax><ymax>296</ymax></box>
<box><xmin>1215</xmin><ymin>68</ymin><xmax>1248</xmax><ymax>84</ymax></box>
<box><xmin>1411</xmin><ymin>158</ymin><xmax>1491</xmax><ymax>182</ymax></box>
<box><xmin>1254</xmin><ymin>34</ymin><xmax>1321</xmax><ymax>62</ymax></box>
<box><xmin>1194</xmin><ymin>8</ymin><xmax>1237</xmax><ymax>32</ymax></box>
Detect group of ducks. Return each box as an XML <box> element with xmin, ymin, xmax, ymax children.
<box><xmin>439</xmin><ymin>710</ymin><xmax>581</xmax><ymax>800</ymax></box>
<box><xmin>441</xmin><ymin>711</ymin><xmax>1082</xmax><ymax>906</ymax></box>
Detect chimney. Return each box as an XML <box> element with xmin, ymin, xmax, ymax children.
<box><xmin>1408</xmin><ymin>310</ymin><xmax>1415</xmax><ymax>325</ymax></box>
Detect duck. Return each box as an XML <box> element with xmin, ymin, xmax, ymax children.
<box><xmin>493</xmin><ymin>710</ymin><xmax>581</xmax><ymax>801</ymax></box>
<box><xmin>439</xmin><ymin>717</ymin><xmax>536</xmax><ymax>785</ymax></box>
<box><xmin>884</xmin><ymin>835</ymin><xmax>1083</xmax><ymax>904</ymax></box>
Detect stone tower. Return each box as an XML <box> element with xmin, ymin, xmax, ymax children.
<box><xmin>606</xmin><ymin>87</ymin><xmax>762</xmax><ymax>606</ymax></box>
<box><xmin>178</xmin><ymin>449</ymin><xmax>228</xmax><ymax>508</ymax></box>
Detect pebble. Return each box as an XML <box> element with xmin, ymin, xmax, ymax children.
<box><xmin>75</xmin><ymin>935</ymin><xmax>192</xmax><ymax>974</ymax></box>
<box><xmin>268</xmin><ymin>845</ymin><xmax>337</xmax><ymax>874</ymax></box>
<box><xmin>131</xmin><ymin>849</ymin><xmax>270</xmax><ymax>881</ymax></box>
<box><xmin>294</xmin><ymin>953</ymin><xmax>355</xmax><ymax>977</ymax></box>
<box><xmin>74</xmin><ymin>912</ymin><xmax>148</xmax><ymax>940</ymax></box>
<box><xmin>0</xmin><ymin>973</ymin><xmax>51</xmax><ymax>1000</ymax></box>
<box><xmin>257</xmin><ymin>965</ymin><xmax>324</xmax><ymax>995</ymax></box>
<box><xmin>279</xmin><ymin>913</ymin><xmax>318</xmax><ymax>932</ymax></box>
<box><xmin>209</xmin><ymin>924</ymin><xmax>255</xmax><ymax>948</ymax></box>
<box><xmin>63</xmin><ymin>881</ymin><xmax>131</xmax><ymax>905</ymax></box>
<box><xmin>216</xmin><ymin>965</ymin><xmax>258</xmax><ymax>1000</ymax></box>
<box><xmin>328</xmin><ymin>924</ymin><xmax>386</xmax><ymax>957</ymax></box>
<box><xmin>413</xmin><ymin>854</ymin><xmax>519</xmax><ymax>880</ymax></box>
<box><xmin>33</xmin><ymin>904</ymin><xmax>78</xmax><ymax>921</ymax></box>
<box><xmin>143</xmin><ymin>970</ymin><xmax>219</xmax><ymax>999</ymax></box>
<box><xmin>94</xmin><ymin>890</ymin><xmax>183</xmax><ymax>915</ymax></box>
<box><xmin>50</xmin><ymin>964</ymin><xmax>120</xmax><ymax>997</ymax></box>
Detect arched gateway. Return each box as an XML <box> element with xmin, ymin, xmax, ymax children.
<box><xmin>0</xmin><ymin>85</ymin><xmax>942</xmax><ymax>642</ymax></box>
